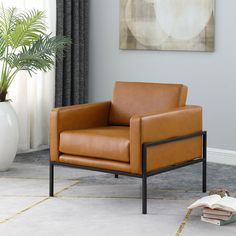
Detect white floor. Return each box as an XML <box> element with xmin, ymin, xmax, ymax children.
<box><xmin>0</xmin><ymin>161</ymin><xmax>235</xmax><ymax>236</ymax></box>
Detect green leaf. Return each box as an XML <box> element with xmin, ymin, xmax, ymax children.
<box><xmin>7</xmin><ymin>34</ymin><xmax>71</xmax><ymax>75</ymax></box>
<box><xmin>0</xmin><ymin>6</ymin><xmax>18</xmax><ymax>35</ymax></box>
<box><xmin>7</xmin><ymin>10</ymin><xmax>46</xmax><ymax>48</ymax></box>
<box><xmin>0</xmin><ymin>36</ymin><xmax>6</xmax><ymax>58</ymax></box>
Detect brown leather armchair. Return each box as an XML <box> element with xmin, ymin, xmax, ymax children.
<box><xmin>50</xmin><ymin>81</ymin><xmax>207</xmax><ymax>214</ymax></box>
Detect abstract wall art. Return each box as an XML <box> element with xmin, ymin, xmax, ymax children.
<box><xmin>120</xmin><ymin>0</ymin><xmax>215</xmax><ymax>52</ymax></box>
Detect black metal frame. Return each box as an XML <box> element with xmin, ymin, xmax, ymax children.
<box><xmin>49</xmin><ymin>131</ymin><xmax>207</xmax><ymax>214</ymax></box>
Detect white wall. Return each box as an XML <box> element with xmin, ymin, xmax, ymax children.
<box><xmin>89</xmin><ymin>0</ymin><xmax>236</xmax><ymax>151</ymax></box>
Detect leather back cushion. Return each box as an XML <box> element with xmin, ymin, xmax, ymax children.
<box><xmin>109</xmin><ymin>81</ymin><xmax>188</xmax><ymax>125</ymax></box>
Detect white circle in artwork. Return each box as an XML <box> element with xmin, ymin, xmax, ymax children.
<box><xmin>125</xmin><ymin>0</ymin><xmax>168</xmax><ymax>47</ymax></box>
<box><xmin>155</xmin><ymin>0</ymin><xmax>214</xmax><ymax>40</ymax></box>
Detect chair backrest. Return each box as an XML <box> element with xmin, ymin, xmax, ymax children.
<box><xmin>109</xmin><ymin>81</ymin><xmax>188</xmax><ymax>125</ymax></box>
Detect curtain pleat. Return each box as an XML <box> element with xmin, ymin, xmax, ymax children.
<box><xmin>55</xmin><ymin>0</ymin><xmax>89</xmax><ymax>107</ymax></box>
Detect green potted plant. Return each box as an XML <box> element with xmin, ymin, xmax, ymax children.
<box><xmin>0</xmin><ymin>6</ymin><xmax>70</xmax><ymax>171</ymax></box>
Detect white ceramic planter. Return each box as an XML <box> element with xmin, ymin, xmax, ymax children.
<box><xmin>0</xmin><ymin>102</ymin><xmax>19</xmax><ymax>171</ymax></box>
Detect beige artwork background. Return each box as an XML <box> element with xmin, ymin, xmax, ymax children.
<box><xmin>120</xmin><ymin>0</ymin><xmax>215</xmax><ymax>52</ymax></box>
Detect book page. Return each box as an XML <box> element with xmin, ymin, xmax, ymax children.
<box><xmin>203</xmin><ymin>208</ymin><xmax>232</xmax><ymax>216</ymax></box>
<box><xmin>212</xmin><ymin>197</ymin><xmax>236</xmax><ymax>212</ymax></box>
<box><xmin>188</xmin><ymin>195</ymin><xmax>221</xmax><ymax>209</ymax></box>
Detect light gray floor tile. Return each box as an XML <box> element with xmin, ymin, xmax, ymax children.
<box><xmin>0</xmin><ymin>162</ymin><xmax>103</xmax><ymax>180</ymax></box>
<box><xmin>0</xmin><ymin>197</ymin><xmax>45</xmax><ymax>221</ymax></box>
<box><xmin>0</xmin><ymin>178</ymin><xmax>74</xmax><ymax>196</ymax></box>
<box><xmin>0</xmin><ymin>198</ymin><xmax>188</xmax><ymax>236</ymax></box>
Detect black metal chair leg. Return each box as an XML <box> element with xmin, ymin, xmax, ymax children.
<box><xmin>142</xmin><ymin>175</ymin><xmax>147</xmax><ymax>214</ymax></box>
<box><xmin>202</xmin><ymin>131</ymin><xmax>207</xmax><ymax>193</ymax></box>
<box><xmin>49</xmin><ymin>162</ymin><xmax>54</xmax><ymax>197</ymax></box>
<box><xmin>142</xmin><ymin>144</ymin><xmax>147</xmax><ymax>214</ymax></box>
<box><xmin>115</xmin><ymin>174</ymin><xmax>118</xmax><ymax>178</ymax></box>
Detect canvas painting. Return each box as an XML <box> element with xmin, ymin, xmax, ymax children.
<box><xmin>120</xmin><ymin>0</ymin><xmax>215</xmax><ymax>52</ymax></box>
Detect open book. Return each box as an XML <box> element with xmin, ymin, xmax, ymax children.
<box><xmin>188</xmin><ymin>195</ymin><xmax>236</xmax><ymax>212</ymax></box>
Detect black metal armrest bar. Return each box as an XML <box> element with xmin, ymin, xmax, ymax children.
<box><xmin>142</xmin><ymin>131</ymin><xmax>205</xmax><ymax>177</ymax></box>
<box><xmin>143</xmin><ymin>131</ymin><xmax>204</xmax><ymax>148</ymax></box>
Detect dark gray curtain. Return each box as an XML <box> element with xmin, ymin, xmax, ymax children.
<box><xmin>55</xmin><ymin>0</ymin><xmax>89</xmax><ymax>107</ymax></box>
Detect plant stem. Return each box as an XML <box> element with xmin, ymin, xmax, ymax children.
<box><xmin>0</xmin><ymin>45</ymin><xmax>11</xmax><ymax>92</ymax></box>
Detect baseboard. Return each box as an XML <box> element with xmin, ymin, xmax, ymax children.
<box><xmin>208</xmin><ymin>148</ymin><xmax>236</xmax><ymax>166</ymax></box>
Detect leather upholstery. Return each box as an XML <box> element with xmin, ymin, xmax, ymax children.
<box><xmin>60</xmin><ymin>126</ymin><xmax>130</xmax><ymax>162</ymax></box>
<box><xmin>50</xmin><ymin>82</ymin><xmax>203</xmax><ymax>175</ymax></box>
<box><xmin>50</xmin><ymin>101</ymin><xmax>111</xmax><ymax>162</ymax></box>
<box><xmin>59</xmin><ymin>155</ymin><xmax>131</xmax><ymax>173</ymax></box>
<box><xmin>109</xmin><ymin>81</ymin><xmax>188</xmax><ymax>125</ymax></box>
<box><xmin>130</xmin><ymin>105</ymin><xmax>202</xmax><ymax>173</ymax></box>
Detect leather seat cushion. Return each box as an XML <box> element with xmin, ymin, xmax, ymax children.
<box><xmin>59</xmin><ymin>126</ymin><xmax>130</xmax><ymax>162</ymax></box>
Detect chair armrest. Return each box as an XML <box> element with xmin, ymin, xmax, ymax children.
<box><xmin>131</xmin><ymin>105</ymin><xmax>202</xmax><ymax>143</ymax></box>
<box><xmin>50</xmin><ymin>101</ymin><xmax>111</xmax><ymax>161</ymax></box>
<box><xmin>129</xmin><ymin>105</ymin><xmax>202</xmax><ymax>173</ymax></box>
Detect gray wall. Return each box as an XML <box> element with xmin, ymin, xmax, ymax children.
<box><xmin>89</xmin><ymin>0</ymin><xmax>236</xmax><ymax>151</ymax></box>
